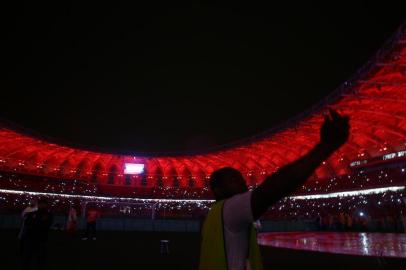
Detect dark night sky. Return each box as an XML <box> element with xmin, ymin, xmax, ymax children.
<box><xmin>1</xmin><ymin>1</ymin><xmax>405</xmax><ymax>154</ymax></box>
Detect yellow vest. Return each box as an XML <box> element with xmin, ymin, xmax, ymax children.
<box><xmin>199</xmin><ymin>200</ymin><xmax>263</xmax><ymax>270</ymax></box>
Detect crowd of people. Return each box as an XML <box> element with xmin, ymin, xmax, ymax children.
<box><xmin>0</xmin><ymin>165</ymin><xmax>405</xmax><ymax>225</ymax></box>
<box><xmin>295</xmin><ymin>166</ymin><xmax>406</xmax><ymax>195</ymax></box>
<box><xmin>0</xmin><ymin>172</ymin><xmax>98</xmax><ymax>195</ymax></box>
<box><xmin>264</xmin><ymin>191</ymin><xmax>406</xmax><ymax>232</ymax></box>
<box><xmin>1</xmin><ymin>179</ymin><xmax>405</xmax><ymax>232</ymax></box>
<box><xmin>1</xmin><ymin>165</ymin><xmax>405</xmax><ymax>200</ymax></box>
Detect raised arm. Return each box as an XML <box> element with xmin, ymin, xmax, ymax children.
<box><xmin>251</xmin><ymin>110</ymin><xmax>349</xmax><ymax>220</ymax></box>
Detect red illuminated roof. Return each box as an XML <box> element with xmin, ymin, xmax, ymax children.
<box><xmin>1</xmin><ymin>23</ymin><xmax>405</xmax><ymax>187</ymax></box>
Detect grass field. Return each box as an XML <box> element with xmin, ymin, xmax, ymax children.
<box><xmin>1</xmin><ymin>230</ymin><xmax>405</xmax><ymax>270</ymax></box>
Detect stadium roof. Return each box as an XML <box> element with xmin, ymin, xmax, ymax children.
<box><xmin>0</xmin><ymin>22</ymin><xmax>405</xmax><ymax>187</ymax></box>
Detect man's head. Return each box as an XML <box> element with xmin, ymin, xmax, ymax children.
<box><xmin>29</xmin><ymin>199</ymin><xmax>37</xmax><ymax>208</ymax></box>
<box><xmin>209</xmin><ymin>167</ymin><xmax>248</xmax><ymax>201</ymax></box>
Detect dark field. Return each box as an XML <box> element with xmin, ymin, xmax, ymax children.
<box><xmin>1</xmin><ymin>230</ymin><xmax>405</xmax><ymax>270</ymax></box>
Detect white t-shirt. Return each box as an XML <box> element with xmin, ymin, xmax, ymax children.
<box><xmin>223</xmin><ymin>191</ymin><xmax>255</xmax><ymax>270</ymax></box>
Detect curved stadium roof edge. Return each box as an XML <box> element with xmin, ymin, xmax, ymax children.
<box><xmin>0</xmin><ymin>21</ymin><xmax>405</xmax><ymax>186</ymax></box>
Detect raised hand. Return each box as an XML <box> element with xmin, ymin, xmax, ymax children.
<box><xmin>320</xmin><ymin>109</ymin><xmax>350</xmax><ymax>151</ymax></box>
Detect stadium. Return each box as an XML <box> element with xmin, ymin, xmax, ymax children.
<box><xmin>1</xmin><ymin>4</ymin><xmax>406</xmax><ymax>270</ymax></box>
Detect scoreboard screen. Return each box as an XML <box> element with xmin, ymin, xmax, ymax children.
<box><xmin>124</xmin><ymin>163</ymin><xmax>144</xmax><ymax>175</ymax></box>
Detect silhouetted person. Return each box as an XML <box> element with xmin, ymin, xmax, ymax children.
<box><xmin>19</xmin><ymin>199</ymin><xmax>38</xmax><ymax>242</ymax></box>
<box><xmin>199</xmin><ymin>110</ymin><xmax>349</xmax><ymax>270</ymax></box>
<box><xmin>20</xmin><ymin>198</ymin><xmax>53</xmax><ymax>270</ymax></box>
<box><xmin>66</xmin><ymin>204</ymin><xmax>78</xmax><ymax>236</ymax></box>
<box><xmin>82</xmin><ymin>208</ymin><xmax>100</xmax><ymax>240</ymax></box>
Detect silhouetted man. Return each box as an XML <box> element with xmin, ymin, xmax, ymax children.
<box><xmin>199</xmin><ymin>110</ymin><xmax>349</xmax><ymax>270</ymax></box>
<box><xmin>21</xmin><ymin>198</ymin><xmax>53</xmax><ymax>270</ymax></box>
<box><xmin>82</xmin><ymin>208</ymin><xmax>100</xmax><ymax>240</ymax></box>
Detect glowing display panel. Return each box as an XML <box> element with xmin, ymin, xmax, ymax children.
<box><xmin>124</xmin><ymin>163</ymin><xmax>144</xmax><ymax>175</ymax></box>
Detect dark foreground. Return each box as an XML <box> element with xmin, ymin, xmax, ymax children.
<box><xmin>1</xmin><ymin>230</ymin><xmax>405</xmax><ymax>270</ymax></box>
